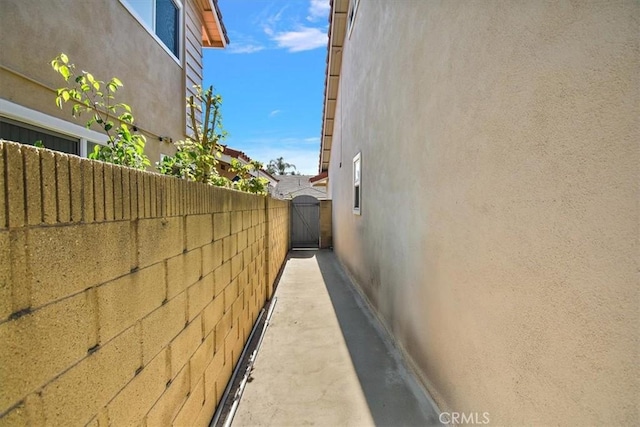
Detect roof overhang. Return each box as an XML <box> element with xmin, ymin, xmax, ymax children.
<box><xmin>199</xmin><ymin>0</ymin><xmax>230</xmax><ymax>48</ymax></box>
<box><xmin>319</xmin><ymin>0</ymin><xmax>348</xmax><ymax>172</ymax></box>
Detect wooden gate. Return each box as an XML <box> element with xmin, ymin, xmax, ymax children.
<box><xmin>290</xmin><ymin>195</ymin><xmax>320</xmax><ymax>248</ymax></box>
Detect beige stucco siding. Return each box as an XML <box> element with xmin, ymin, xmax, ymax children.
<box><xmin>329</xmin><ymin>1</ymin><xmax>639</xmax><ymax>424</ymax></box>
<box><xmin>0</xmin><ymin>0</ymin><xmax>192</xmax><ymax>163</ymax></box>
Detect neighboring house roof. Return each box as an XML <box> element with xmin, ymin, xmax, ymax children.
<box><xmin>309</xmin><ymin>171</ymin><xmax>328</xmax><ymax>184</ymax></box>
<box><xmin>273</xmin><ymin>175</ymin><xmax>328</xmax><ymax>200</ymax></box>
<box><xmin>319</xmin><ymin>0</ymin><xmax>349</xmax><ymax>172</ymax></box>
<box><xmin>220</xmin><ymin>145</ymin><xmax>278</xmax><ymax>185</ymax></box>
<box><xmin>200</xmin><ymin>0</ymin><xmax>230</xmax><ymax>47</ymax></box>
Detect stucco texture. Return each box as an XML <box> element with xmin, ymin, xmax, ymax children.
<box><xmin>0</xmin><ymin>0</ymin><xmax>183</xmax><ymax>162</ymax></box>
<box><xmin>329</xmin><ymin>1</ymin><xmax>639</xmax><ymax>425</ymax></box>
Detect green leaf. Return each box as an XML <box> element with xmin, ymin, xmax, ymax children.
<box><xmin>61</xmin><ymin>91</ymin><xmax>70</xmax><ymax>102</ymax></box>
<box><xmin>60</xmin><ymin>53</ymin><xmax>68</xmax><ymax>64</ymax></box>
<box><xmin>111</xmin><ymin>77</ymin><xmax>123</xmax><ymax>87</ymax></box>
<box><xmin>60</xmin><ymin>65</ymin><xmax>70</xmax><ymax>80</ymax></box>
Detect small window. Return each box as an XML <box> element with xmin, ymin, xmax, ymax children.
<box><xmin>121</xmin><ymin>0</ymin><xmax>182</xmax><ymax>59</ymax></box>
<box><xmin>353</xmin><ymin>152</ymin><xmax>361</xmax><ymax>215</ymax></box>
<box><xmin>0</xmin><ymin>117</ymin><xmax>80</xmax><ymax>155</ymax></box>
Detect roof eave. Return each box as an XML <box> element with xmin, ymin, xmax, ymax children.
<box><xmin>319</xmin><ymin>0</ymin><xmax>348</xmax><ymax>173</ymax></box>
<box><xmin>201</xmin><ymin>0</ymin><xmax>230</xmax><ymax>48</ymax></box>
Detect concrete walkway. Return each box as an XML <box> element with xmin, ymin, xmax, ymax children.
<box><xmin>232</xmin><ymin>250</ymin><xmax>442</xmax><ymax>427</ymax></box>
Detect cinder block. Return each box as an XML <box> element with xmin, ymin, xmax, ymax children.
<box><xmin>129</xmin><ymin>170</ymin><xmax>138</xmax><ymax>221</ymax></box>
<box><xmin>231</xmin><ymin>253</ymin><xmax>243</xmax><ymax>280</ymax></box>
<box><xmin>81</xmin><ymin>160</ymin><xmax>94</xmax><ymax>223</ymax></box>
<box><xmin>69</xmin><ymin>156</ymin><xmax>82</xmax><ymax>222</ymax></box>
<box><xmin>204</xmin><ymin>348</ymin><xmax>224</xmax><ymax>404</ymax></box>
<box><xmin>213</xmin><ymin>310</ymin><xmax>232</xmax><ymax>355</ymax></box>
<box><xmin>213</xmin><ymin>212</ymin><xmax>230</xmax><ymax>241</ymax></box>
<box><xmin>187</xmin><ymin>273</ymin><xmax>214</xmax><ymax>323</ymax></box>
<box><xmin>0</xmin><ymin>293</ymin><xmax>94</xmax><ymax>414</ymax></box>
<box><xmin>93</xmin><ymin>162</ymin><xmax>105</xmax><ymax>222</ymax></box>
<box><xmin>145</xmin><ymin>364</ymin><xmax>190</xmax><ymax>427</ymax></box>
<box><xmin>38</xmin><ymin>149</ymin><xmax>56</xmax><ymax>225</ymax></box>
<box><xmin>156</xmin><ymin>175</ymin><xmax>165</xmax><ymax>218</ymax></box>
<box><xmin>7</xmin><ymin>230</ymin><xmax>30</xmax><ymax>315</ymax></box>
<box><xmin>237</xmin><ymin>268</ymin><xmax>249</xmax><ymax>294</ymax></box>
<box><xmin>222</xmin><ymin>234</ymin><xmax>236</xmax><ymax>263</ymax></box>
<box><xmin>142</xmin><ymin>173</ymin><xmax>151</xmax><ymax>218</ymax></box>
<box><xmin>103</xmin><ymin>163</ymin><xmax>114</xmax><ymax>221</ymax></box>
<box><xmin>237</xmin><ymin>230</ymin><xmax>248</xmax><ymax>252</ymax></box>
<box><xmin>141</xmin><ymin>293</ymin><xmax>186</xmax><ymax>364</ymax></box>
<box><xmin>5</xmin><ymin>143</ymin><xmax>25</xmax><ymax>228</ymax></box>
<box><xmin>247</xmin><ymin>226</ymin><xmax>255</xmax><ymax>246</ymax></box>
<box><xmin>230</xmin><ymin>211</ymin><xmax>242</xmax><ymax>234</ymax></box>
<box><xmin>172</xmin><ymin>377</ymin><xmax>204</xmax><ymax>427</ymax></box>
<box><xmin>28</xmin><ymin>222</ymin><xmax>131</xmax><ymax>307</ymax></box>
<box><xmin>201</xmin><ymin>240</ymin><xmax>223</xmax><ymax>276</ymax></box>
<box><xmin>106</xmin><ymin>349</ymin><xmax>168</xmax><ymax>426</ymax></box>
<box><xmin>0</xmin><ymin>401</ymin><xmax>27</xmax><ymax>426</ymax></box>
<box><xmin>213</xmin><ymin>262</ymin><xmax>231</xmax><ymax>297</ymax></box>
<box><xmin>189</xmin><ymin>333</ymin><xmax>214</xmax><ymax>394</ymax></box>
<box><xmin>252</xmin><ymin>209</ymin><xmax>259</xmax><ymax>226</ymax></box>
<box><xmin>121</xmin><ymin>167</ymin><xmax>130</xmax><ymax>220</ymax></box>
<box><xmin>0</xmin><ymin>232</ymin><xmax>11</xmax><ymax>320</ymax></box>
<box><xmin>149</xmin><ymin>173</ymin><xmax>157</xmax><ymax>218</ymax></box>
<box><xmin>231</xmin><ymin>293</ymin><xmax>244</xmax><ymax>324</ymax></box>
<box><xmin>20</xmin><ymin>145</ymin><xmax>42</xmax><ymax>226</ymax></box>
<box><xmin>169</xmin><ymin>318</ymin><xmax>203</xmax><ymax>378</ymax></box>
<box><xmin>136</xmin><ymin>170</ymin><xmax>145</xmax><ymax>219</ymax></box>
<box><xmin>167</xmin><ymin>249</ymin><xmax>201</xmax><ymax>299</ymax></box>
<box><xmin>53</xmin><ymin>153</ymin><xmax>71</xmax><ymax>223</ymax></box>
<box><xmin>41</xmin><ymin>326</ymin><xmax>140</xmax><ymax>427</ymax></box>
<box><xmin>136</xmin><ymin>217</ymin><xmax>183</xmax><ymax>269</ymax></box>
<box><xmin>243</xmin><ymin>211</ymin><xmax>251</xmax><ymax>230</ymax></box>
<box><xmin>112</xmin><ymin>166</ymin><xmax>123</xmax><ymax>221</ymax></box>
<box><xmin>97</xmin><ymin>263</ymin><xmax>166</xmax><ymax>344</ymax></box>
<box><xmin>186</xmin><ymin>214</ymin><xmax>213</xmax><ymax>251</ymax></box>
<box><xmin>202</xmin><ymin>296</ymin><xmax>224</xmax><ymax>337</ymax></box>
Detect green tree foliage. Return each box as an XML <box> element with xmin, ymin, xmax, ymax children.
<box><xmin>267</xmin><ymin>157</ymin><xmax>297</xmax><ymax>175</ymax></box>
<box><xmin>158</xmin><ymin>86</ymin><xmax>269</xmax><ymax>195</ymax></box>
<box><xmin>51</xmin><ymin>53</ymin><xmax>149</xmax><ymax>170</ymax></box>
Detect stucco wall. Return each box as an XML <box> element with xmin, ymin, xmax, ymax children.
<box><xmin>0</xmin><ymin>0</ymin><xmax>193</xmax><ymax>164</ymax></box>
<box><xmin>329</xmin><ymin>1</ymin><xmax>639</xmax><ymax>424</ymax></box>
<box><xmin>0</xmin><ymin>141</ymin><xmax>290</xmax><ymax>426</ymax></box>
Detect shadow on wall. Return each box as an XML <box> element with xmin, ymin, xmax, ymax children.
<box><xmin>313</xmin><ymin>250</ymin><xmax>443</xmax><ymax>426</ymax></box>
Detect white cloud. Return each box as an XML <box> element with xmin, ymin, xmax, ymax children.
<box><xmin>271</xmin><ymin>26</ymin><xmax>327</xmax><ymax>52</ymax></box>
<box><xmin>227</xmin><ymin>44</ymin><xmax>265</xmax><ymax>54</ymax></box>
<box><xmin>269</xmin><ymin>110</ymin><xmax>282</xmax><ymax>117</ymax></box>
<box><xmin>307</xmin><ymin>0</ymin><xmax>330</xmax><ymax>22</ymax></box>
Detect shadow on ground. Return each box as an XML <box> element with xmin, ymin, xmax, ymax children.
<box><xmin>314</xmin><ymin>250</ymin><xmax>442</xmax><ymax>426</ymax></box>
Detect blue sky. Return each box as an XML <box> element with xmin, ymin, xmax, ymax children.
<box><xmin>202</xmin><ymin>0</ymin><xmax>330</xmax><ymax>175</ymax></box>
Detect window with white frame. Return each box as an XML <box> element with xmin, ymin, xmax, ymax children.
<box><xmin>0</xmin><ymin>99</ymin><xmax>108</xmax><ymax>158</ymax></box>
<box><xmin>353</xmin><ymin>152</ymin><xmax>361</xmax><ymax>214</ymax></box>
<box><xmin>121</xmin><ymin>0</ymin><xmax>182</xmax><ymax>60</ymax></box>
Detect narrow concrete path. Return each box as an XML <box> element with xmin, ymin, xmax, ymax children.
<box><xmin>232</xmin><ymin>250</ymin><xmax>442</xmax><ymax>427</ymax></box>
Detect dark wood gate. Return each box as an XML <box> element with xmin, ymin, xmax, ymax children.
<box><xmin>290</xmin><ymin>195</ymin><xmax>320</xmax><ymax>248</ymax></box>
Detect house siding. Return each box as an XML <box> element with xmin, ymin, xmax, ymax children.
<box><xmin>0</xmin><ymin>0</ymin><xmax>212</xmax><ymax>166</ymax></box>
<box><xmin>329</xmin><ymin>1</ymin><xmax>639</xmax><ymax>425</ymax></box>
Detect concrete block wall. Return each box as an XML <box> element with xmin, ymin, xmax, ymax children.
<box><xmin>0</xmin><ymin>141</ymin><xmax>290</xmax><ymax>426</ymax></box>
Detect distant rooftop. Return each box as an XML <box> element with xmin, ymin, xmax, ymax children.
<box><xmin>273</xmin><ymin>175</ymin><xmax>327</xmax><ymax>200</ymax></box>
